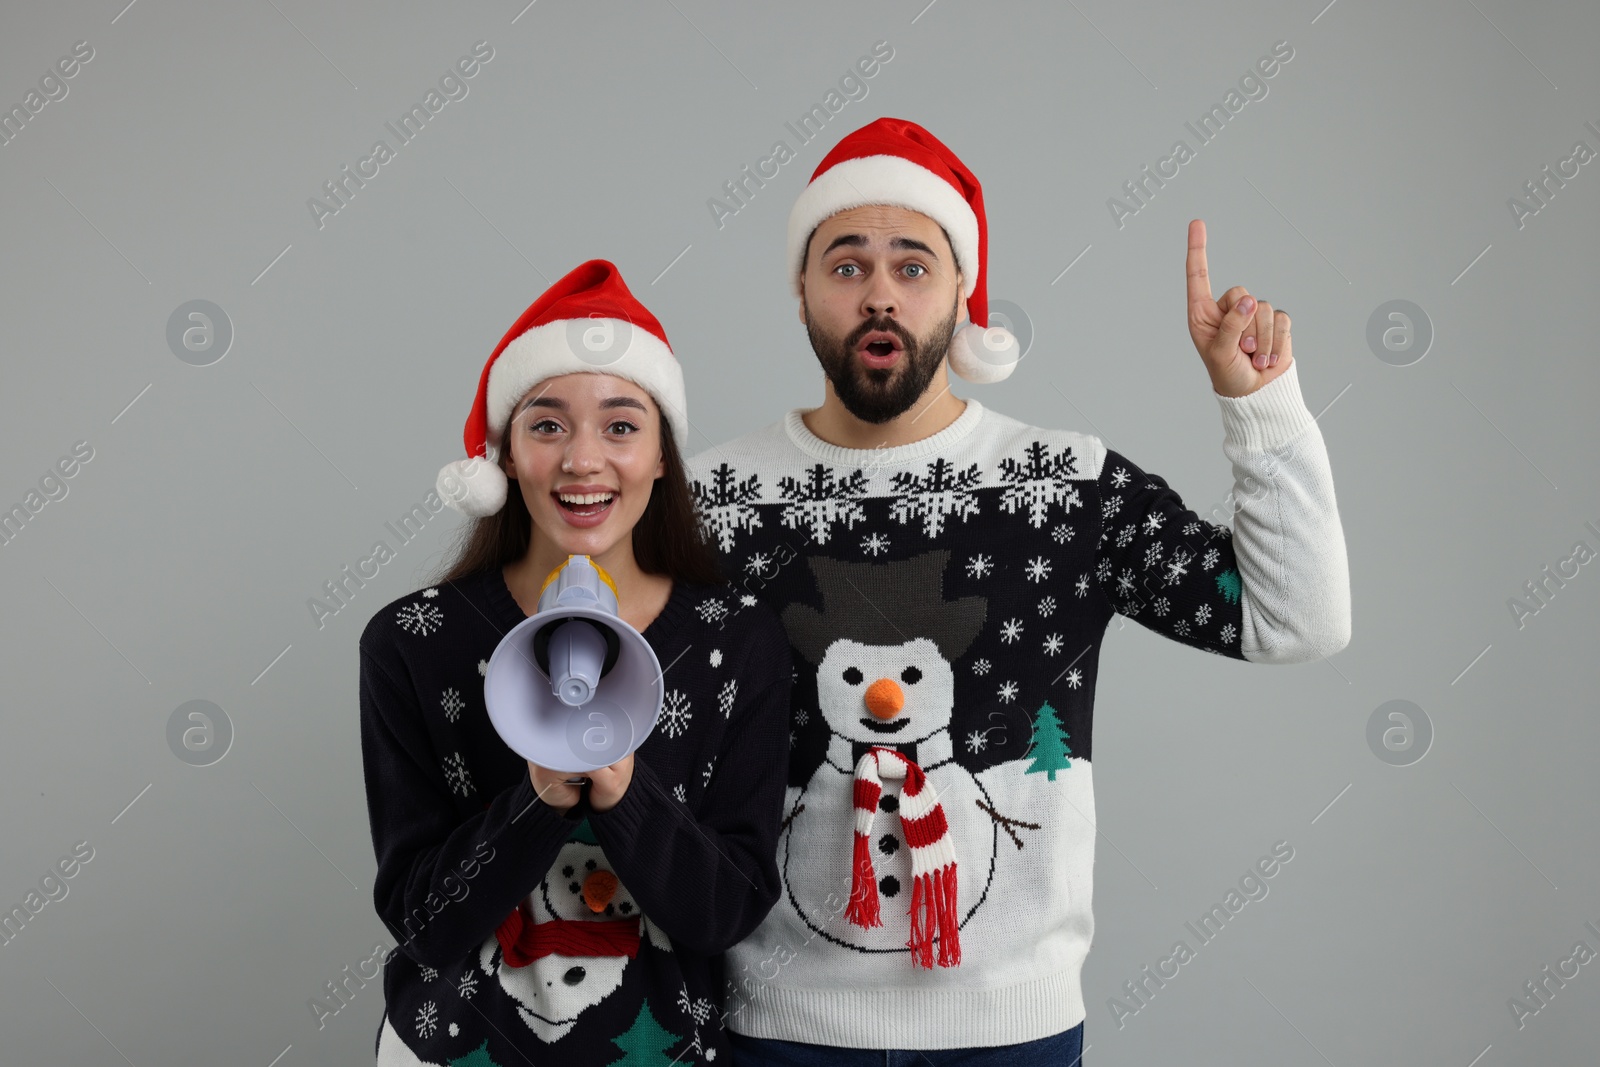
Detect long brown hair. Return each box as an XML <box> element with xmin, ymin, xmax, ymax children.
<box><xmin>429</xmin><ymin>396</ymin><xmax>727</xmax><ymax>589</ymax></box>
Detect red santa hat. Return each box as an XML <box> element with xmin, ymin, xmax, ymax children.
<box><xmin>436</xmin><ymin>259</ymin><xmax>687</xmax><ymax>518</ymax></box>
<box><xmin>786</xmin><ymin>117</ymin><xmax>1019</xmax><ymax>384</ymax></box>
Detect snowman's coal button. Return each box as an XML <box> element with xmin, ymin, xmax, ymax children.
<box><xmin>878</xmin><ymin>834</ymin><xmax>899</xmax><ymax>855</ymax></box>
<box><xmin>879</xmin><ymin>875</ymin><xmax>900</xmax><ymax>897</ymax></box>
<box><xmin>879</xmin><ymin>794</ymin><xmax>898</xmax><ymax>813</ymax></box>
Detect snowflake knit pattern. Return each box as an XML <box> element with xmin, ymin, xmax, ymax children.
<box><xmin>359</xmin><ymin>566</ymin><xmax>794</xmax><ymax>1066</ymax></box>
<box><xmin>685</xmin><ymin>360</ymin><xmax>1350</xmax><ymax>1049</ymax></box>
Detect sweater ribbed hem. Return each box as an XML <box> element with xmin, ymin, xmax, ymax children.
<box><xmin>783</xmin><ymin>398</ymin><xmax>986</xmax><ymax>466</ymax></box>
<box><xmin>1214</xmin><ymin>359</ymin><xmax>1316</xmax><ymax>454</ymax></box>
<box><xmin>724</xmin><ymin>968</ymin><xmax>1086</xmax><ymax>1049</ymax></box>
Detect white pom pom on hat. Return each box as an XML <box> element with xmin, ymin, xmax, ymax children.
<box><xmin>435</xmin><ymin>456</ymin><xmax>508</xmax><ymax>519</ymax></box>
<box><xmin>786</xmin><ymin>117</ymin><xmax>1019</xmax><ymax>384</ymax></box>
<box><xmin>436</xmin><ymin>259</ymin><xmax>687</xmax><ymax>518</ymax></box>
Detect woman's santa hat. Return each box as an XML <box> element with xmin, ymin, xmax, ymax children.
<box><xmin>787</xmin><ymin>117</ymin><xmax>1019</xmax><ymax>384</ymax></box>
<box><xmin>436</xmin><ymin>259</ymin><xmax>687</xmax><ymax>518</ymax></box>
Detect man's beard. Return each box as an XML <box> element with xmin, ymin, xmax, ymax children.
<box><xmin>805</xmin><ymin>300</ymin><xmax>958</xmax><ymax>424</ymax></box>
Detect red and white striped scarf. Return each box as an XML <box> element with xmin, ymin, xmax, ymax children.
<box><xmin>846</xmin><ymin>746</ymin><xmax>961</xmax><ymax>968</ymax></box>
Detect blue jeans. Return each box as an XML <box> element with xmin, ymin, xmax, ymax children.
<box><xmin>728</xmin><ymin>1022</ymin><xmax>1084</xmax><ymax>1066</ymax></box>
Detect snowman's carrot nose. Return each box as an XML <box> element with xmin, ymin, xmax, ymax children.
<box><xmin>582</xmin><ymin>869</ymin><xmax>619</xmax><ymax>913</ymax></box>
<box><xmin>865</xmin><ymin>678</ymin><xmax>905</xmax><ymax>719</ymax></box>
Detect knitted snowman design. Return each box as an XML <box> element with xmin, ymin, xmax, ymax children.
<box><xmin>481</xmin><ymin>826</ymin><xmax>671</xmax><ymax>1043</ymax></box>
<box><xmin>779</xmin><ymin>550</ymin><xmax>1028</xmax><ymax>964</ymax></box>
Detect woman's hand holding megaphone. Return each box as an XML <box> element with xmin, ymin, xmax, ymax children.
<box><xmin>584</xmin><ymin>752</ymin><xmax>634</xmax><ymax>813</ymax></box>
<box><xmin>526</xmin><ymin>761</ymin><xmax>585</xmax><ymax>813</ymax></box>
<box><xmin>526</xmin><ymin>751</ymin><xmax>634</xmax><ymax>814</ymax></box>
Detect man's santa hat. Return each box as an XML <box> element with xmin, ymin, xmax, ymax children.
<box><xmin>436</xmin><ymin>259</ymin><xmax>687</xmax><ymax>518</ymax></box>
<box><xmin>787</xmin><ymin>117</ymin><xmax>1019</xmax><ymax>384</ymax></box>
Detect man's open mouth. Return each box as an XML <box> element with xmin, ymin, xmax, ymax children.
<box><xmin>858</xmin><ymin>331</ymin><xmax>904</xmax><ymax>360</ymax></box>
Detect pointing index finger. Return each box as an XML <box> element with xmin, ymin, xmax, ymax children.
<box><xmin>1186</xmin><ymin>219</ymin><xmax>1212</xmax><ymax>309</ymax></box>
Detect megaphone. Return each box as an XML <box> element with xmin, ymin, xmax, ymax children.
<box><xmin>484</xmin><ymin>555</ymin><xmax>665</xmax><ymax>776</ymax></box>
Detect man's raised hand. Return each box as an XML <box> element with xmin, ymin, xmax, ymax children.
<box><xmin>1185</xmin><ymin>219</ymin><xmax>1292</xmax><ymax>398</ymax></box>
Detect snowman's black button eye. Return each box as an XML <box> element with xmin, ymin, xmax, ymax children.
<box><xmin>901</xmin><ymin>666</ymin><xmax>922</xmax><ymax>684</ymax></box>
<box><xmin>563</xmin><ymin>966</ymin><xmax>586</xmax><ymax>986</ymax></box>
<box><xmin>843</xmin><ymin>667</ymin><xmax>863</xmax><ymax>685</ymax></box>
<box><xmin>561</xmin><ymin>865</ymin><xmax>574</xmax><ymax>877</ymax></box>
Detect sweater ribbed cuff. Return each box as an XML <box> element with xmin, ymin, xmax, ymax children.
<box><xmin>506</xmin><ymin>771</ymin><xmax>587</xmax><ymax>839</ymax></box>
<box><xmin>1214</xmin><ymin>359</ymin><xmax>1317</xmax><ymax>454</ymax></box>
<box><xmin>586</xmin><ymin>755</ymin><xmax>661</xmax><ymax>842</ymax></box>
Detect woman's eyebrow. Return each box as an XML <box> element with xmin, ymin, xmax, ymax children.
<box><xmin>520</xmin><ymin>395</ymin><xmax>648</xmax><ymax>413</ymax></box>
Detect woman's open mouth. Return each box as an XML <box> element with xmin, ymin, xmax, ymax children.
<box><xmin>554</xmin><ymin>491</ymin><xmax>616</xmax><ymax>523</ymax></box>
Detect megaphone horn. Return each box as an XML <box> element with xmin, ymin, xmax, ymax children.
<box><xmin>484</xmin><ymin>555</ymin><xmax>666</xmax><ymax>776</ymax></box>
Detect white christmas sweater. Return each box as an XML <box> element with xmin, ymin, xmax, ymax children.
<box><xmin>683</xmin><ymin>360</ymin><xmax>1351</xmax><ymax>1048</ymax></box>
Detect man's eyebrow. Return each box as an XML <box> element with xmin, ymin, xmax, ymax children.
<box><xmin>518</xmin><ymin>395</ymin><xmax>648</xmax><ymax>414</ymax></box>
<box><xmin>889</xmin><ymin>236</ymin><xmax>939</xmax><ymax>258</ymax></box>
<box><xmin>820</xmin><ymin>233</ymin><xmax>942</xmax><ymax>260</ymax></box>
<box><xmin>821</xmin><ymin>233</ymin><xmax>867</xmax><ymax>258</ymax></box>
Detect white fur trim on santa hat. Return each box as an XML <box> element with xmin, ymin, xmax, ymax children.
<box><xmin>437</xmin><ymin>456</ymin><xmax>508</xmax><ymax>518</ymax></box>
<box><xmin>787</xmin><ymin>155</ymin><xmax>979</xmax><ymax>296</ymax></box>
<box><xmin>484</xmin><ymin>318</ymin><xmax>688</xmax><ymax>453</ymax></box>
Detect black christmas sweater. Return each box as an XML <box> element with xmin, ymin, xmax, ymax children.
<box><xmin>682</xmin><ymin>361</ymin><xmax>1350</xmax><ymax>1048</ymax></box>
<box><xmin>358</xmin><ymin>564</ymin><xmax>794</xmax><ymax>1066</ymax></box>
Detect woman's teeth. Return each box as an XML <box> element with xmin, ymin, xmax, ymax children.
<box><xmin>557</xmin><ymin>492</ymin><xmax>615</xmax><ymax>514</ymax></box>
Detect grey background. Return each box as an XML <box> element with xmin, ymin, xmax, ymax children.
<box><xmin>2</xmin><ymin>1</ymin><xmax>1596</xmax><ymax>1064</ymax></box>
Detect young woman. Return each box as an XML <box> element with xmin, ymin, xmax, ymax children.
<box><xmin>358</xmin><ymin>260</ymin><xmax>793</xmax><ymax>1065</ymax></box>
